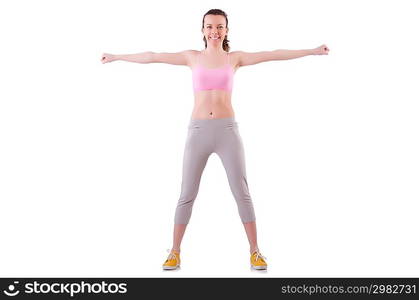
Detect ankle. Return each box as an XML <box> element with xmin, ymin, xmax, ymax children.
<box><xmin>171</xmin><ymin>248</ymin><xmax>181</xmax><ymax>253</ymax></box>
<box><xmin>250</xmin><ymin>247</ymin><xmax>259</xmax><ymax>254</ymax></box>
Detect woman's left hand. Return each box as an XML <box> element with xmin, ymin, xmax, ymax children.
<box><xmin>312</xmin><ymin>44</ymin><xmax>330</xmax><ymax>55</ymax></box>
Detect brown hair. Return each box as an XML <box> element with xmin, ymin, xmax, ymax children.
<box><xmin>202</xmin><ymin>9</ymin><xmax>230</xmax><ymax>52</ymax></box>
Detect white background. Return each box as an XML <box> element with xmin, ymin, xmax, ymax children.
<box><xmin>1</xmin><ymin>0</ymin><xmax>418</xmax><ymax>277</ymax></box>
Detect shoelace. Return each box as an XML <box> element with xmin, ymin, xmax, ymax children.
<box><xmin>165</xmin><ymin>249</ymin><xmax>179</xmax><ymax>262</ymax></box>
<box><xmin>253</xmin><ymin>250</ymin><xmax>267</xmax><ymax>262</ymax></box>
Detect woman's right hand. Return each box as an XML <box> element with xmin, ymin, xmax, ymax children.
<box><xmin>101</xmin><ymin>53</ymin><xmax>116</xmax><ymax>64</ymax></box>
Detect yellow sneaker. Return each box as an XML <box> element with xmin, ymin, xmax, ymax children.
<box><xmin>250</xmin><ymin>250</ymin><xmax>267</xmax><ymax>270</ymax></box>
<box><xmin>162</xmin><ymin>249</ymin><xmax>181</xmax><ymax>270</ymax></box>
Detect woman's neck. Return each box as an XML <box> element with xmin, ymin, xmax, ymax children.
<box><xmin>203</xmin><ymin>48</ymin><xmax>226</xmax><ymax>55</ymax></box>
<box><xmin>203</xmin><ymin>42</ymin><xmax>226</xmax><ymax>54</ymax></box>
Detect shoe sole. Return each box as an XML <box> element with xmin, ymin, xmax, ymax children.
<box><xmin>162</xmin><ymin>265</ymin><xmax>180</xmax><ymax>270</ymax></box>
<box><xmin>251</xmin><ymin>265</ymin><xmax>267</xmax><ymax>270</ymax></box>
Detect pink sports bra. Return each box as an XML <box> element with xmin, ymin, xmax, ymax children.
<box><xmin>192</xmin><ymin>51</ymin><xmax>234</xmax><ymax>92</ymax></box>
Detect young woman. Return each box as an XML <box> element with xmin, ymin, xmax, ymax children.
<box><xmin>101</xmin><ymin>9</ymin><xmax>329</xmax><ymax>271</ymax></box>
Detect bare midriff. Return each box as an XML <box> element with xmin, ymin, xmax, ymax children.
<box><xmin>191</xmin><ymin>90</ymin><xmax>235</xmax><ymax>120</ymax></box>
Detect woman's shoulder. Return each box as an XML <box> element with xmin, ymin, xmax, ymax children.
<box><xmin>184</xmin><ymin>50</ymin><xmax>200</xmax><ymax>61</ymax></box>
<box><xmin>228</xmin><ymin>51</ymin><xmax>241</xmax><ymax>70</ymax></box>
<box><xmin>183</xmin><ymin>50</ymin><xmax>200</xmax><ymax>68</ymax></box>
<box><xmin>185</xmin><ymin>50</ymin><xmax>200</xmax><ymax>56</ymax></box>
<box><xmin>228</xmin><ymin>51</ymin><xmax>243</xmax><ymax>61</ymax></box>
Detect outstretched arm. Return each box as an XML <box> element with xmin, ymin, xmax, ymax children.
<box><xmin>236</xmin><ymin>44</ymin><xmax>329</xmax><ymax>67</ymax></box>
<box><xmin>101</xmin><ymin>50</ymin><xmax>194</xmax><ymax>65</ymax></box>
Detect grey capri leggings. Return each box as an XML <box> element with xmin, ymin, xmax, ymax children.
<box><xmin>174</xmin><ymin>117</ymin><xmax>256</xmax><ymax>224</ymax></box>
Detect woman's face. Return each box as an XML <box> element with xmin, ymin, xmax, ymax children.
<box><xmin>202</xmin><ymin>14</ymin><xmax>228</xmax><ymax>44</ymax></box>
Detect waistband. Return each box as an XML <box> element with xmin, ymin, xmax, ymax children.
<box><xmin>189</xmin><ymin>117</ymin><xmax>236</xmax><ymax>127</ymax></box>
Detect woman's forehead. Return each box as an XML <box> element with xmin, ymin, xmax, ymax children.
<box><xmin>204</xmin><ymin>15</ymin><xmax>226</xmax><ymax>25</ymax></box>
